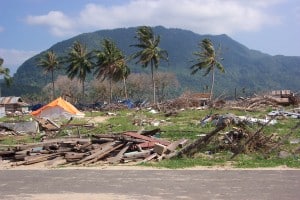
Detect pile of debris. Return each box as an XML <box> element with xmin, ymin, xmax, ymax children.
<box><xmin>227</xmin><ymin>92</ymin><xmax>299</xmax><ymax>112</ymax></box>
<box><xmin>0</xmin><ymin>129</ymin><xmax>188</xmax><ymax>167</ymax></box>
<box><xmin>218</xmin><ymin>128</ymin><xmax>279</xmax><ymax>154</ymax></box>
<box><xmin>169</xmin><ymin>113</ymin><xmax>299</xmax><ymax>159</ymax></box>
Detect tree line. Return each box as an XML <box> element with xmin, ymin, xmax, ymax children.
<box><xmin>1</xmin><ymin>26</ymin><xmax>225</xmax><ymax>104</ymax></box>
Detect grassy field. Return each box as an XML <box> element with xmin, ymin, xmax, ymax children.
<box><xmin>1</xmin><ymin>107</ymin><xmax>299</xmax><ymax>168</ymax></box>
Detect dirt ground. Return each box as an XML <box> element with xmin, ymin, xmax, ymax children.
<box><xmin>0</xmin><ymin>157</ymin><xmax>296</xmax><ymax>171</ymax></box>
<box><xmin>4</xmin><ymin>193</ymin><xmax>141</xmax><ymax>200</ymax></box>
<box><xmin>0</xmin><ymin>114</ymin><xmax>298</xmax><ymax>171</ymax></box>
<box><xmin>84</xmin><ymin>115</ymin><xmax>111</xmax><ymax>124</ymax></box>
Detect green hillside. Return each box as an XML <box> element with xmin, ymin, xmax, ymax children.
<box><xmin>3</xmin><ymin>26</ymin><xmax>300</xmax><ymax>97</ymax></box>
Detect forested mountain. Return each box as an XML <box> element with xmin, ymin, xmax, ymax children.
<box><xmin>3</xmin><ymin>26</ymin><xmax>300</xmax><ymax>97</ymax></box>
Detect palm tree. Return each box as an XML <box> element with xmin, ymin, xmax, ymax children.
<box><xmin>94</xmin><ymin>38</ymin><xmax>130</xmax><ymax>103</ymax></box>
<box><xmin>120</xmin><ymin>64</ymin><xmax>130</xmax><ymax>99</ymax></box>
<box><xmin>65</xmin><ymin>41</ymin><xmax>93</xmax><ymax>99</ymax></box>
<box><xmin>190</xmin><ymin>38</ymin><xmax>225</xmax><ymax>100</ymax></box>
<box><xmin>38</xmin><ymin>50</ymin><xmax>60</xmax><ymax>100</ymax></box>
<box><xmin>0</xmin><ymin>57</ymin><xmax>12</xmax><ymax>87</ymax></box>
<box><xmin>131</xmin><ymin>26</ymin><xmax>168</xmax><ymax>104</ymax></box>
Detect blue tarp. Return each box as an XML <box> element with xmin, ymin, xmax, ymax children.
<box><xmin>121</xmin><ymin>99</ymin><xmax>134</xmax><ymax>108</ymax></box>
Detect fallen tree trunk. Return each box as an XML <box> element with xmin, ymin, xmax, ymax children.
<box><xmin>21</xmin><ymin>153</ymin><xmax>61</xmax><ymax>165</ymax></box>
<box><xmin>167</xmin><ymin>125</ymin><xmax>226</xmax><ymax>159</ymax></box>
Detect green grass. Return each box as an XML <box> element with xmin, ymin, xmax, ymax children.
<box><xmin>83</xmin><ymin>108</ymin><xmax>300</xmax><ymax>169</ymax></box>
<box><xmin>142</xmin><ymin>156</ymin><xmax>227</xmax><ymax>169</ymax></box>
<box><xmin>0</xmin><ymin>135</ymin><xmax>40</xmax><ymax>146</ymax></box>
<box><xmin>1</xmin><ymin>107</ymin><xmax>299</xmax><ymax>169</ymax></box>
<box><xmin>233</xmin><ymin>154</ymin><xmax>300</xmax><ymax>168</ymax></box>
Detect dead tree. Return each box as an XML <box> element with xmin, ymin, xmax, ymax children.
<box><xmin>167</xmin><ymin>118</ymin><xmax>229</xmax><ymax>158</ymax></box>
<box><xmin>230</xmin><ymin>115</ymin><xmax>277</xmax><ymax>159</ymax></box>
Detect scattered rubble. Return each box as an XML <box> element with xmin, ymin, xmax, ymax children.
<box><xmin>0</xmin><ymin>92</ymin><xmax>299</xmax><ymax>168</ymax></box>
<box><xmin>0</xmin><ymin>129</ymin><xmax>189</xmax><ymax>167</ymax></box>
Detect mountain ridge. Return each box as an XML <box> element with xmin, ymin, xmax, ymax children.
<box><xmin>3</xmin><ymin>26</ymin><xmax>300</xmax><ymax>97</ymax></box>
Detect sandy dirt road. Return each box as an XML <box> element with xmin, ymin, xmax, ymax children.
<box><xmin>0</xmin><ymin>168</ymin><xmax>300</xmax><ymax>200</ymax></box>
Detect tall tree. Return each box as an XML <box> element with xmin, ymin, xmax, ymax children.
<box><xmin>38</xmin><ymin>50</ymin><xmax>60</xmax><ymax>100</ymax></box>
<box><xmin>94</xmin><ymin>38</ymin><xmax>129</xmax><ymax>103</ymax></box>
<box><xmin>65</xmin><ymin>41</ymin><xmax>93</xmax><ymax>99</ymax></box>
<box><xmin>131</xmin><ymin>26</ymin><xmax>168</xmax><ymax>104</ymax></box>
<box><xmin>112</xmin><ymin>61</ymin><xmax>131</xmax><ymax>99</ymax></box>
<box><xmin>190</xmin><ymin>38</ymin><xmax>225</xmax><ymax>100</ymax></box>
<box><xmin>0</xmin><ymin>57</ymin><xmax>12</xmax><ymax>87</ymax></box>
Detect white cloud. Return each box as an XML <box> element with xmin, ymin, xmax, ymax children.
<box><xmin>25</xmin><ymin>0</ymin><xmax>284</xmax><ymax>36</ymax></box>
<box><xmin>26</xmin><ymin>11</ymin><xmax>76</xmax><ymax>36</ymax></box>
<box><xmin>0</xmin><ymin>49</ymin><xmax>38</xmax><ymax>75</ymax></box>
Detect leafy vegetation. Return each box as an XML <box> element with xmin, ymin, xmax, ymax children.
<box><xmin>64</xmin><ymin>41</ymin><xmax>94</xmax><ymax>98</ymax></box>
<box><xmin>131</xmin><ymin>26</ymin><xmax>168</xmax><ymax>104</ymax></box>
<box><xmin>190</xmin><ymin>38</ymin><xmax>225</xmax><ymax>100</ymax></box>
<box><xmin>38</xmin><ymin>50</ymin><xmax>60</xmax><ymax>100</ymax></box>
<box><xmin>0</xmin><ymin>57</ymin><xmax>12</xmax><ymax>86</ymax></box>
<box><xmin>94</xmin><ymin>38</ymin><xmax>130</xmax><ymax>102</ymax></box>
<box><xmin>5</xmin><ymin>26</ymin><xmax>300</xmax><ymax>98</ymax></box>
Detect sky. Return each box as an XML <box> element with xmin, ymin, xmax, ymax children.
<box><xmin>0</xmin><ymin>0</ymin><xmax>300</xmax><ymax>74</ymax></box>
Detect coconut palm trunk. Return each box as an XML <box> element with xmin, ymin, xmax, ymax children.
<box><xmin>38</xmin><ymin>50</ymin><xmax>60</xmax><ymax>100</ymax></box>
<box><xmin>190</xmin><ymin>38</ymin><xmax>225</xmax><ymax>101</ymax></box>
<box><xmin>82</xmin><ymin>81</ymin><xmax>85</xmax><ymax>100</ymax></box>
<box><xmin>210</xmin><ymin>67</ymin><xmax>215</xmax><ymax>100</ymax></box>
<box><xmin>65</xmin><ymin>41</ymin><xmax>93</xmax><ymax>103</ymax></box>
<box><xmin>109</xmin><ymin>79</ymin><xmax>112</xmax><ymax>103</ymax></box>
<box><xmin>151</xmin><ymin>61</ymin><xmax>156</xmax><ymax>104</ymax></box>
<box><xmin>94</xmin><ymin>39</ymin><xmax>130</xmax><ymax>103</ymax></box>
<box><xmin>123</xmin><ymin>76</ymin><xmax>128</xmax><ymax>99</ymax></box>
<box><xmin>131</xmin><ymin>26</ymin><xmax>168</xmax><ymax>105</ymax></box>
<box><xmin>51</xmin><ymin>70</ymin><xmax>55</xmax><ymax>100</ymax></box>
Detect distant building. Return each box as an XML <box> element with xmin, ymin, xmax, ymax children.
<box><xmin>181</xmin><ymin>92</ymin><xmax>211</xmax><ymax>106</ymax></box>
<box><xmin>269</xmin><ymin>90</ymin><xmax>294</xmax><ymax>105</ymax></box>
<box><xmin>271</xmin><ymin>90</ymin><xmax>294</xmax><ymax>98</ymax></box>
<box><xmin>0</xmin><ymin>96</ymin><xmax>29</xmax><ymax>114</ymax></box>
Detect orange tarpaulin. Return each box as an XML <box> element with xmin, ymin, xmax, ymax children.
<box><xmin>31</xmin><ymin>97</ymin><xmax>84</xmax><ymax>119</ymax></box>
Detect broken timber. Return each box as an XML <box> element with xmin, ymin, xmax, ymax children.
<box><xmin>167</xmin><ymin>124</ymin><xmax>227</xmax><ymax>159</ymax></box>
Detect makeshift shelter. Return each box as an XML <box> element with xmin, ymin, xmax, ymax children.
<box><xmin>31</xmin><ymin>97</ymin><xmax>85</xmax><ymax>119</ymax></box>
<box><xmin>0</xmin><ymin>96</ymin><xmax>29</xmax><ymax>114</ymax></box>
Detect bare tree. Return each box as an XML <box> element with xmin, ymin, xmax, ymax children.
<box><xmin>126</xmin><ymin>73</ymin><xmax>152</xmax><ymax>100</ymax></box>
<box><xmin>155</xmin><ymin>72</ymin><xmax>179</xmax><ymax>102</ymax></box>
<box><xmin>43</xmin><ymin>75</ymin><xmax>81</xmax><ymax>103</ymax></box>
<box><xmin>89</xmin><ymin>79</ymin><xmax>111</xmax><ymax>103</ymax></box>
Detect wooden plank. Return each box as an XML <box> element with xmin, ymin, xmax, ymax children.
<box><xmin>11</xmin><ymin>138</ymin><xmax>90</xmax><ymax>151</ymax></box>
<box><xmin>138</xmin><ymin>141</ymin><xmax>156</xmax><ymax>148</ymax></box>
<box><xmin>76</xmin><ymin>141</ymin><xmax>116</xmax><ymax>164</ymax></box>
<box><xmin>139</xmin><ymin>153</ymin><xmax>158</xmax><ymax>164</ymax></box>
<box><xmin>0</xmin><ymin>150</ymin><xmax>15</xmax><ymax>156</ymax></box>
<box><xmin>64</xmin><ymin>152</ymin><xmax>86</xmax><ymax>162</ymax></box>
<box><xmin>154</xmin><ymin>143</ymin><xmax>167</xmax><ymax>155</ymax></box>
<box><xmin>107</xmin><ymin>142</ymin><xmax>131</xmax><ymax>164</ymax></box>
<box><xmin>91</xmin><ymin>138</ymin><xmax>115</xmax><ymax>143</ymax></box>
<box><xmin>23</xmin><ymin>153</ymin><xmax>61</xmax><ymax>165</ymax></box>
<box><xmin>123</xmin><ymin>150</ymin><xmax>152</xmax><ymax>159</ymax></box>
<box><xmin>141</xmin><ymin>128</ymin><xmax>161</xmax><ymax>136</ymax></box>
<box><xmin>178</xmin><ymin>139</ymin><xmax>189</xmax><ymax>148</ymax></box>
<box><xmin>73</xmin><ymin>142</ymin><xmax>92</xmax><ymax>152</ymax></box>
<box><xmin>123</xmin><ymin>131</ymin><xmax>170</xmax><ymax>146</ymax></box>
<box><xmin>165</xmin><ymin>140</ymin><xmax>182</xmax><ymax>154</ymax></box>
<box><xmin>84</xmin><ymin>143</ymin><xmax>124</xmax><ymax>165</ymax></box>
<box><xmin>92</xmin><ymin>134</ymin><xmax>146</xmax><ymax>143</ymax></box>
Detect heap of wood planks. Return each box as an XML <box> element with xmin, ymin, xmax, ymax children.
<box><xmin>0</xmin><ymin>130</ymin><xmax>188</xmax><ymax>166</ymax></box>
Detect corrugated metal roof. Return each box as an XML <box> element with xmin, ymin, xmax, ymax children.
<box><xmin>0</xmin><ymin>96</ymin><xmax>27</xmax><ymax>105</ymax></box>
